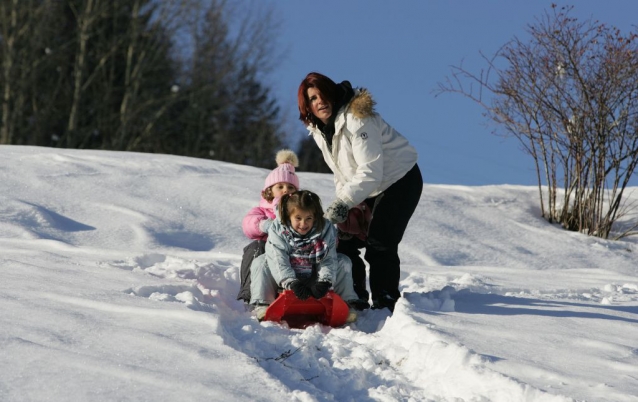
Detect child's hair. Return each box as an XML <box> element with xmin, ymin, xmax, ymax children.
<box><xmin>278</xmin><ymin>190</ymin><xmax>325</xmax><ymax>232</ymax></box>
<box><xmin>262</xmin><ymin>187</ymin><xmax>273</xmax><ymax>202</ymax></box>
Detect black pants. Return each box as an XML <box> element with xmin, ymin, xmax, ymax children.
<box><xmin>236</xmin><ymin>240</ymin><xmax>266</xmax><ymax>303</ymax></box>
<box><xmin>337</xmin><ymin>164</ymin><xmax>423</xmax><ymax>302</ymax></box>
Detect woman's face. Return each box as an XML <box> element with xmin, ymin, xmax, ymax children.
<box><xmin>288</xmin><ymin>207</ymin><xmax>315</xmax><ymax>235</ymax></box>
<box><xmin>307</xmin><ymin>87</ymin><xmax>332</xmax><ymax>124</ymax></box>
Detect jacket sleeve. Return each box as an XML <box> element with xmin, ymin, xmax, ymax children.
<box><xmin>334</xmin><ymin>176</ymin><xmax>344</xmax><ymax>195</ymax></box>
<box><xmin>337</xmin><ymin>115</ymin><xmax>385</xmax><ymax>207</ymax></box>
<box><xmin>265</xmin><ymin>226</ymin><xmax>297</xmax><ymax>286</ymax></box>
<box><xmin>315</xmin><ymin>222</ymin><xmax>337</xmax><ymax>283</ymax></box>
<box><xmin>242</xmin><ymin>207</ymin><xmax>269</xmax><ymax>240</ymax></box>
<box><xmin>310</xmin><ymin>129</ymin><xmax>344</xmax><ymax>196</ymax></box>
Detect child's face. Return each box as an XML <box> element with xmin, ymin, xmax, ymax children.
<box><xmin>288</xmin><ymin>207</ymin><xmax>314</xmax><ymax>235</ymax></box>
<box><xmin>271</xmin><ymin>182</ymin><xmax>296</xmax><ymax>199</ymax></box>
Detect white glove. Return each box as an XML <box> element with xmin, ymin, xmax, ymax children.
<box><xmin>324</xmin><ymin>199</ymin><xmax>349</xmax><ymax>224</ymax></box>
<box><xmin>259</xmin><ymin>218</ymin><xmax>273</xmax><ymax>234</ymax></box>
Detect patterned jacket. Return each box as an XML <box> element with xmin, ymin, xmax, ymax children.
<box><xmin>265</xmin><ymin>215</ymin><xmax>337</xmax><ymax>287</ymax></box>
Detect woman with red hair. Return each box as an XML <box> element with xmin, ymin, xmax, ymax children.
<box><xmin>297</xmin><ymin>72</ymin><xmax>423</xmax><ymax>312</ymax></box>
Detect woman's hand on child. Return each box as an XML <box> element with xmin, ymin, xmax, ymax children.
<box><xmin>288</xmin><ymin>280</ymin><xmax>312</xmax><ymax>300</ymax></box>
<box><xmin>311</xmin><ymin>281</ymin><xmax>332</xmax><ymax>299</ymax></box>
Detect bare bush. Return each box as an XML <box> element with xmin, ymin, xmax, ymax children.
<box><xmin>435</xmin><ymin>5</ymin><xmax>638</xmax><ymax>239</ymax></box>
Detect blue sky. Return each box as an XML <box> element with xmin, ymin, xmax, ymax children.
<box><xmin>266</xmin><ymin>1</ymin><xmax>638</xmax><ymax>186</ymax></box>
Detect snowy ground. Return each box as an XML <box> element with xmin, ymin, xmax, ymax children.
<box><xmin>1</xmin><ymin>145</ymin><xmax>637</xmax><ymax>402</ymax></box>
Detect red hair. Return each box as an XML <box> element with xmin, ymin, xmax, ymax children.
<box><xmin>297</xmin><ymin>72</ymin><xmax>339</xmax><ymax>126</ymax></box>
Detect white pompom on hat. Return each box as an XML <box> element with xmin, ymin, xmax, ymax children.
<box><xmin>263</xmin><ymin>149</ymin><xmax>300</xmax><ymax>191</ymax></box>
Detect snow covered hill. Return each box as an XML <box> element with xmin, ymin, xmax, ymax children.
<box><xmin>1</xmin><ymin>145</ymin><xmax>637</xmax><ymax>401</ymax></box>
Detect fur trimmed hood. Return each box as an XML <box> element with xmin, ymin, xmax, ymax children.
<box><xmin>346</xmin><ymin>88</ymin><xmax>377</xmax><ymax>119</ymax></box>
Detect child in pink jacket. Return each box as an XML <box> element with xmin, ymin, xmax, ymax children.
<box><xmin>237</xmin><ymin>149</ymin><xmax>300</xmax><ymax>303</ymax></box>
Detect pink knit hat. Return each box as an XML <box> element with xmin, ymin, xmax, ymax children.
<box><xmin>263</xmin><ymin>149</ymin><xmax>300</xmax><ymax>191</ymax></box>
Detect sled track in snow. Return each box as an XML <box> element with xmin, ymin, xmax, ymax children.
<box><xmin>113</xmin><ymin>253</ymin><xmax>571</xmax><ymax>402</ymax></box>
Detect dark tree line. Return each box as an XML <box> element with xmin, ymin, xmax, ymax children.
<box><xmin>0</xmin><ymin>0</ymin><xmax>326</xmax><ymax>170</ymax></box>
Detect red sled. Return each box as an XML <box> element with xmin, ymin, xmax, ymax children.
<box><xmin>263</xmin><ymin>290</ymin><xmax>349</xmax><ymax>328</ymax></box>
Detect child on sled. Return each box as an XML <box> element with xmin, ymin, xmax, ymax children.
<box><xmin>236</xmin><ymin>149</ymin><xmax>299</xmax><ymax>303</ymax></box>
<box><xmin>249</xmin><ymin>190</ymin><xmax>367</xmax><ymax>322</ymax></box>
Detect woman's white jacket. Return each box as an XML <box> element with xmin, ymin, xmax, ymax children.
<box><xmin>307</xmin><ymin>88</ymin><xmax>418</xmax><ymax>208</ymax></box>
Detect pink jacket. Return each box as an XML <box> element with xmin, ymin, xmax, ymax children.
<box><xmin>242</xmin><ymin>197</ymin><xmax>277</xmax><ymax>241</ymax></box>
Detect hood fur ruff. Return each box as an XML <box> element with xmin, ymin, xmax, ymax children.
<box><xmin>348</xmin><ymin>88</ymin><xmax>377</xmax><ymax>119</ymax></box>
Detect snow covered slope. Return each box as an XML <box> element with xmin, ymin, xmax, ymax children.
<box><xmin>1</xmin><ymin>146</ymin><xmax>637</xmax><ymax>401</ymax></box>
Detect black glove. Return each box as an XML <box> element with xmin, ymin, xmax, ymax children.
<box><xmin>311</xmin><ymin>281</ymin><xmax>332</xmax><ymax>299</ymax></box>
<box><xmin>288</xmin><ymin>280</ymin><xmax>312</xmax><ymax>300</ymax></box>
<box><xmin>325</xmin><ymin>199</ymin><xmax>349</xmax><ymax>224</ymax></box>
